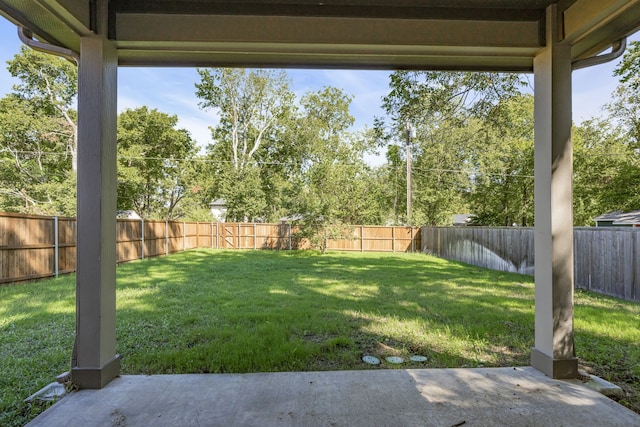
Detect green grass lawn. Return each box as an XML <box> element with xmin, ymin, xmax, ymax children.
<box><xmin>1</xmin><ymin>249</ymin><xmax>639</xmax><ymax>425</ymax></box>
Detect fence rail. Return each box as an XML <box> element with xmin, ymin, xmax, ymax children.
<box><xmin>4</xmin><ymin>212</ymin><xmax>635</xmax><ymax>302</ymax></box>
<box><xmin>421</xmin><ymin>226</ymin><xmax>640</xmax><ymax>303</ymax></box>
<box><xmin>0</xmin><ymin>212</ymin><xmax>420</xmax><ymax>285</ymax></box>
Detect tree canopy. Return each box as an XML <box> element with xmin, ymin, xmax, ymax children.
<box><xmin>1</xmin><ymin>47</ymin><xmax>638</xmax><ymax>227</ymax></box>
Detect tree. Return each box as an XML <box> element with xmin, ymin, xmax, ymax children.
<box><xmin>291</xmin><ymin>88</ymin><xmax>385</xmax><ymax>250</ymax></box>
<box><xmin>7</xmin><ymin>46</ymin><xmax>78</xmax><ymax>170</ymax></box>
<box><xmin>195</xmin><ymin>68</ymin><xmax>294</xmax><ymax>170</ymax></box>
<box><xmin>0</xmin><ymin>94</ymin><xmax>75</xmax><ymax>215</ymax></box>
<box><xmin>614</xmin><ymin>40</ymin><xmax>640</xmax><ymax>93</ymax></box>
<box><xmin>0</xmin><ymin>48</ymin><xmax>78</xmax><ymax>215</ymax></box>
<box><xmin>195</xmin><ymin>68</ymin><xmax>296</xmax><ymax>220</ymax></box>
<box><xmin>408</xmin><ymin>116</ymin><xmax>475</xmax><ymax>226</ymax></box>
<box><xmin>117</xmin><ymin>107</ymin><xmax>196</xmax><ymax>219</ymax></box>
<box><xmin>468</xmin><ymin>94</ymin><xmax>535</xmax><ymax>226</ymax></box>
<box><xmin>378</xmin><ymin>71</ymin><xmax>527</xmax><ymax>225</ymax></box>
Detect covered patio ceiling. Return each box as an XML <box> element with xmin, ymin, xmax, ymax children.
<box><xmin>1</xmin><ymin>0</ymin><xmax>640</xmax><ymax>70</ymax></box>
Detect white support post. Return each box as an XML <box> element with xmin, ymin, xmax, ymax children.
<box><xmin>54</xmin><ymin>216</ymin><xmax>59</xmax><ymax>278</ymax></box>
<box><xmin>531</xmin><ymin>4</ymin><xmax>578</xmax><ymax>379</ymax></box>
<box><xmin>72</xmin><ymin>30</ymin><xmax>120</xmax><ymax>389</ymax></box>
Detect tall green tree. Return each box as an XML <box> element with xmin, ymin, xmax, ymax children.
<box><xmin>195</xmin><ymin>68</ymin><xmax>296</xmax><ymax>220</ymax></box>
<box><xmin>294</xmin><ymin>88</ymin><xmax>382</xmax><ymax>224</ymax></box>
<box><xmin>599</xmin><ymin>42</ymin><xmax>640</xmax><ymax>213</ymax></box>
<box><xmin>290</xmin><ymin>88</ymin><xmax>386</xmax><ymax>249</ymax></box>
<box><xmin>408</xmin><ymin>116</ymin><xmax>475</xmax><ymax>226</ymax></box>
<box><xmin>7</xmin><ymin>46</ymin><xmax>78</xmax><ymax>170</ymax></box>
<box><xmin>117</xmin><ymin>107</ymin><xmax>196</xmax><ymax>219</ymax></box>
<box><xmin>0</xmin><ymin>47</ymin><xmax>77</xmax><ymax>215</ymax></box>
<box><xmin>573</xmin><ymin>118</ymin><xmax>631</xmax><ymax>224</ymax></box>
<box><xmin>0</xmin><ymin>94</ymin><xmax>75</xmax><ymax>214</ymax></box>
<box><xmin>378</xmin><ymin>70</ymin><xmax>527</xmax><ymax>225</ymax></box>
<box><xmin>469</xmin><ymin>94</ymin><xmax>535</xmax><ymax>226</ymax></box>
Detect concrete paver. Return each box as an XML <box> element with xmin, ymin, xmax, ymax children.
<box><xmin>27</xmin><ymin>367</ymin><xmax>640</xmax><ymax>426</ymax></box>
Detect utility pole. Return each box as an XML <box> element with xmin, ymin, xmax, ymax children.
<box><xmin>405</xmin><ymin>121</ymin><xmax>415</xmax><ymax>222</ymax></box>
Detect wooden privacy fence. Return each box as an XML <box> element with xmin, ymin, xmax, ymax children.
<box><xmin>0</xmin><ymin>212</ymin><xmax>420</xmax><ymax>284</ymax></box>
<box><xmin>421</xmin><ymin>226</ymin><xmax>640</xmax><ymax>303</ymax></box>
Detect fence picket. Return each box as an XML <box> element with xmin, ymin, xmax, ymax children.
<box><xmin>6</xmin><ymin>211</ymin><xmax>637</xmax><ymax>301</ymax></box>
<box><xmin>421</xmin><ymin>226</ymin><xmax>639</xmax><ymax>303</ymax></box>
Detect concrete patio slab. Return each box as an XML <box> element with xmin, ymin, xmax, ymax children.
<box><xmin>28</xmin><ymin>367</ymin><xmax>639</xmax><ymax>427</ymax></box>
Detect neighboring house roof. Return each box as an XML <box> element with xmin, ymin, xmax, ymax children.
<box><xmin>452</xmin><ymin>213</ymin><xmax>475</xmax><ymax>226</ymax></box>
<box><xmin>593</xmin><ymin>210</ymin><xmax>640</xmax><ymax>225</ymax></box>
<box><xmin>279</xmin><ymin>214</ymin><xmax>305</xmax><ymax>222</ymax></box>
<box><xmin>209</xmin><ymin>199</ymin><xmax>227</xmax><ymax>208</ymax></box>
<box><xmin>116</xmin><ymin>210</ymin><xmax>141</xmax><ymax>219</ymax></box>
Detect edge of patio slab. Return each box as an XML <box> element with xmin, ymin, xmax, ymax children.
<box><xmin>27</xmin><ymin>366</ymin><xmax>640</xmax><ymax>427</ymax></box>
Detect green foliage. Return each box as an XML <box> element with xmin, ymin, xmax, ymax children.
<box><xmin>614</xmin><ymin>40</ymin><xmax>640</xmax><ymax>92</ymax></box>
<box><xmin>379</xmin><ymin>71</ymin><xmax>527</xmax><ymax>225</ymax></box>
<box><xmin>0</xmin><ymin>48</ymin><xmax>77</xmax><ymax>214</ymax></box>
<box><xmin>291</xmin><ymin>88</ymin><xmax>387</xmax><ymax>242</ymax></box>
<box><xmin>0</xmin><ymin>94</ymin><xmax>76</xmax><ymax>215</ymax></box>
<box><xmin>572</xmin><ymin>119</ymin><xmax>630</xmax><ymax>225</ymax></box>
<box><xmin>7</xmin><ymin>46</ymin><xmax>77</xmax><ymax>170</ymax></box>
<box><xmin>6</xmin><ymin>46</ymin><xmax>77</xmax><ymax>121</ymax></box>
<box><xmin>469</xmin><ymin>94</ymin><xmax>535</xmax><ymax>226</ymax></box>
<box><xmin>117</xmin><ymin>107</ymin><xmax>197</xmax><ymax>219</ymax></box>
<box><xmin>195</xmin><ymin>68</ymin><xmax>297</xmax><ymax>221</ymax></box>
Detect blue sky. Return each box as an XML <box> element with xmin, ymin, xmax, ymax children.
<box><xmin>0</xmin><ymin>16</ymin><xmax>637</xmax><ymax>162</ymax></box>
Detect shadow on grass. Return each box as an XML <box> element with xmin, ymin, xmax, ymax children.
<box><xmin>114</xmin><ymin>249</ymin><xmax>536</xmax><ymax>375</ymax></box>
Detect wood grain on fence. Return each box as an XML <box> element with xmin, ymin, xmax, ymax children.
<box><xmin>1</xmin><ymin>213</ymin><xmax>423</xmax><ymax>285</ymax></box>
<box><xmin>422</xmin><ymin>226</ymin><xmax>639</xmax><ymax>303</ymax></box>
<box><xmin>574</xmin><ymin>228</ymin><xmax>639</xmax><ymax>302</ymax></box>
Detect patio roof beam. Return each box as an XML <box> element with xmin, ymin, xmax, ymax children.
<box><xmin>113</xmin><ymin>13</ymin><xmax>542</xmax><ymax>70</ymax></box>
<box><xmin>564</xmin><ymin>0</ymin><xmax>640</xmax><ymax>60</ymax></box>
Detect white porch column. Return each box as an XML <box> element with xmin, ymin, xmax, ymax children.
<box><xmin>531</xmin><ymin>5</ymin><xmax>578</xmax><ymax>379</ymax></box>
<box><xmin>72</xmin><ymin>33</ymin><xmax>120</xmax><ymax>388</ymax></box>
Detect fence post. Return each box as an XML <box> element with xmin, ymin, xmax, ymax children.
<box><xmin>216</xmin><ymin>222</ymin><xmax>219</xmax><ymax>249</ymax></box>
<box><xmin>54</xmin><ymin>216</ymin><xmax>59</xmax><ymax>278</ymax></box>
<box><xmin>361</xmin><ymin>225</ymin><xmax>364</xmax><ymax>252</ymax></box>
<box><xmin>141</xmin><ymin>218</ymin><xmax>145</xmax><ymax>260</ymax></box>
<box><xmin>411</xmin><ymin>227</ymin><xmax>415</xmax><ymax>253</ymax></box>
<box><xmin>165</xmin><ymin>220</ymin><xmax>169</xmax><ymax>256</ymax></box>
<box><xmin>238</xmin><ymin>223</ymin><xmax>241</xmax><ymax>249</ymax></box>
<box><xmin>288</xmin><ymin>223</ymin><xmax>292</xmax><ymax>250</ymax></box>
<box><xmin>254</xmin><ymin>223</ymin><xmax>257</xmax><ymax>250</ymax></box>
<box><xmin>183</xmin><ymin>221</ymin><xmax>186</xmax><ymax>251</ymax></box>
<box><xmin>392</xmin><ymin>227</ymin><xmax>395</xmax><ymax>253</ymax></box>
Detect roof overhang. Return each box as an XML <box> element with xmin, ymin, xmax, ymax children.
<box><xmin>1</xmin><ymin>0</ymin><xmax>640</xmax><ymax>71</ymax></box>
